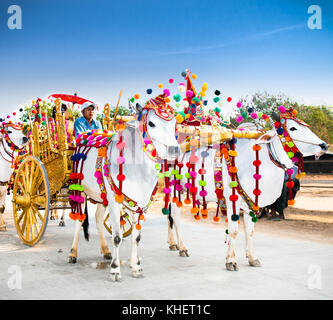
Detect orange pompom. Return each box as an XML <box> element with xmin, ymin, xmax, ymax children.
<box><xmin>165</xmin><ymin>97</ymin><xmax>171</xmax><ymax>103</ymax></box>
<box><xmin>191</xmin><ymin>207</ymin><xmax>199</xmax><ymax>214</ymax></box>
<box><xmin>115</xmin><ymin>194</ymin><xmax>124</xmax><ymax>203</ymax></box>
<box><xmin>288</xmin><ymin>199</ymin><xmax>295</xmax><ymax>206</ymax></box>
<box><xmin>172</xmin><ymin>197</ymin><xmax>178</xmax><ymax>203</ymax></box>
<box><xmin>252</xmin><ymin>144</ymin><xmax>262</xmax><ymax>151</ymax></box>
<box><xmin>285</xmin><ymin>136</ymin><xmax>291</xmax><ymax>142</ymax></box>
<box><xmin>176</xmin><ymin>201</ymin><xmax>183</xmax><ymax>208</ymax></box>
<box><xmin>120</xmin><ymin>219</ymin><xmax>126</xmax><ymax>226</ymax></box>
<box><xmin>213</xmin><ymin>216</ymin><xmax>220</xmax><ymax>222</ymax></box>
<box><xmin>201</xmin><ymin>208</ymin><xmax>208</xmax><ymax>216</ymax></box>
<box><xmin>292</xmin><ymin>109</ymin><xmax>298</xmax><ymax>116</ymax></box>
<box><xmin>228</xmin><ymin>166</ymin><xmax>238</xmax><ymax>173</ymax></box>
<box><xmin>134</xmin><ymin>94</ymin><xmax>140</xmax><ymax>100</ymax></box>
<box><xmin>252</xmin><ymin>204</ymin><xmax>259</xmax><ymax>211</ymax></box>
<box><xmin>184</xmin><ymin>198</ymin><xmax>191</xmax><ymax>205</ymax></box>
<box><xmin>135</xmin><ymin>224</ymin><xmax>142</xmax><ymax>230</ymax></box>
<box><xmin>139</xmin><ymin>214</ymin><xmax>145</xmax><ymax>220</ymax></box>
<box><xmin>69</xmin><ymin>212</ymin><xmax>77</xmax><ymax>221</ymax></box>
<box><xmin>194</xmin><ymin>215</ymin><xmax>200</xmax><ymax>220</ymax></box>
<box><xmin>225</xmin><ymin>218</ymin><xmax>228</xmax><ymax>223</ymax></box>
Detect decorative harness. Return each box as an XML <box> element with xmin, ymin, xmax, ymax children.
<box><xmin>0</xmin><ymin>123</ymin><xmax>26</xmax><ymax>186</ymax></box>
<box><xmin>69</xmin><ymin>94</ymin><xmax>175</xmax><ymax>231</ymax></box>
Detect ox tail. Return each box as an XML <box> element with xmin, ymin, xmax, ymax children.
<box><xmin>168</xmin><ymin>204</ymin><xmax>174</xmax><ymax>229</ymax></box>
<box><xmin>82</xmin><ymin>199</ymin><xmax>89</xmax><ymax>241</ymax></box>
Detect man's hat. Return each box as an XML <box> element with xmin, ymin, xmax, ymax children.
<box><xmin>81</xmin><ymin>102</ymin><xmax>97</xmax><ymax>112</ymax></box>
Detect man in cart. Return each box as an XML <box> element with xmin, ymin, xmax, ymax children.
<box><xmin>74</xmin><ymin>102</ymin><xmax>101</xmax><ymax>136</ymax></box>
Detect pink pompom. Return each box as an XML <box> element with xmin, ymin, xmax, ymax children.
<box><xmin>163</xmin><ymin>88</ymin><xmax>170</xmax><ymax>97</ymax></box>
<box><xmin>189</xmin><ymin>155</ymin><xmax>199</xmax><ymax>163</ymax></box>
<box><xmin>184</xmin><ymin>183</ymin><xmax>192</xmax><ymax>189</ymax></box>
<box><xmin>253</xmin><ymin>174</ymin><xmax>262</xmax><ymax>180</ymax></box>
<box><xmin>117</xmin><ymin>156</ymin><xmax>125</xmax><ymax>164</ymax></box>
<box><xmin>97</xmin><ymin>178</ymin><xmax>103</xmax><ymax>185</ymax></box>
<box><xmin>186</xmin><ymin>90</ymin><xmax>194</xmax><ymax>98</ymax></box>
<box><xmin>236</xmin><ymin>116</ymin><xmax>243</xmax><ymax>123</ymax></box>
<box><xmin>190</xmin><ymin>171</ymin><xmax>197</xmax><ymax>178</ymax></box>
<box><xmin>236</xmin><ymin>101</ymin><xmax>242</xmax><ymax>108</ymax></box>
<box><xmin>169</xmin><ymin>78</ymin><xmax>174</xmax><ymax>84</ymax></box>
<box><xmin>163</xmin><ymin>187</ymin><xmax>172</xmax><ymax>194</ymax></box>
<box><xmin>286</xmin><ymin>168</ymin><xmax>294</xmax><ymax>175</ymax></box>
<box><xmin>278</xmin><ymin>105</ymin><xmax>286</xmax><ymax>113</ymax></box>
<box><xmin>94</xmin><ymin>171</ymin><xmax>103</xmax><ymax>179</ymax></box>
<box><xmin>116</xmin><ymin>141</ymin><xmax>126</xmax><ymax>150</ymax></box>
<box><xmin>251</xmin><ymin>113</ymin><xmax>258</xmax><ymax>119</ymax></box>
<box><xmin>199</xmin><ymin>190</ymin><xmax>207</xmax><ymax>197</ymax></box>
<box><xmin>179</xmin><ymin>82</ymin><xmax>185</xmax><ymax>86</ymax></box>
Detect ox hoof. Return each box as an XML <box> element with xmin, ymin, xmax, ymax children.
<box><xmin>249</xmin><ymin>259</ymin><xmax>261</xmax><ymax>267</ymax></box>
<box><xmin>68</xmin><ymin>256</ymin><xmax>77</xmax><ymax>264</ymax></box>
<box><xmin>179</xmin><ymin>249</ymin><xmax>189</xmax><ymax>257</ymax></box>
<box><xmin>59</xmin><ymin>221</ymin><xmax>65</xmax><ymax>227</ymax></box>
<box><xmin>169</xmin><ymin>244</ymin><xmax>179</xmax><ymax>251</ymax></box>
<box><xmin>50</xmin><ymin>216</ymin><xmax>56</xmax><ymax>220</ymax></box>
<box><xmin>0</xmin><ymin>225</ymin><xmax>6</xmax><ymax>232</ymax></box>
<box><xmin>103</xmin><ymin>253</ymin><xmax>112</xmax><ymax>260</ymax></box>
<box><xmin>226</xmin><ymin>262</ymin><xmax>238</xmax><ymax>271</ymax></box>
<box><xmin>132</xmin><ymin>269</ymin><xmax>144</xmax><ymax>278</ymax></box>
<box><xmin>109</xmin><ymin>273</ymin><xmax>122</xmax><ymax>282</ymax></box>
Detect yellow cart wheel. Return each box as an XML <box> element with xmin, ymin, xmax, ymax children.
<box><xmin>12</xmin><ymin>156</ymin><xmax>50</xmax><ymax>246</ymax></box>
<box><xmin>104</xmin><ymin>210</ymin><xmax>133</xmax><ymax>238</ymax></box>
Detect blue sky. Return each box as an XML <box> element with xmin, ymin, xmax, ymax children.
<box><xmin>0</xmin><ymin>0</ymin><xmax>332</xmax><ymax>118</ymax></box>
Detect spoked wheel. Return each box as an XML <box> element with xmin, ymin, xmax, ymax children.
<box><xmin>12</xmin><ymin>156</ymin><xmax>50</xmax><ymax>246</ymax></box>
<box><xmin>104</xmin><ymin>210</ymin><xmax>133</xmax><ymax>238</ymax></box>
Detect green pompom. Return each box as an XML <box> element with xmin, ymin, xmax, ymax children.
<box><xmin>155</xmin><ymin>164</ymin><xmax>161</xmax><ymax>171</ymax></box>
<box><xmin>287</xmin><ymin>152</ymin><xmax>295</xmax><ymax>158</ymax></box>
<box><xmin>162</xmin><ymin>208</ymin><xmax>170</xmax><ymax>215</ymax></box>
<box><xmin>193</xmin><ymin>97</ymin><xmax>199</xmax><ymax>103</ymax></box>
<box><xmin>176</xmin><ymin>174</ymin><xmax>183</xmax><ymax>180</ymax></box>
<box><xmin>129</xmin><ymin>201</ymin><xmax>135</xmax><ymax>207</ymax></box>
<box><xmin>231</xmin><ymin>214</ymin><xmax>239</xmax><ymax>221</ymax></box>
<box><xmin>249</xmin><ymin>211</ymin><xmax>255</xmax><ymax>218</ymax></box>
<box><xmin>157</xmin><ymin>173</ymin><xmax>164</xmax><ymax>179</ymax></box>
<box><xmin>164</xmin><ymin>171</ymin><xmax>171</xmax><ymax>178</ymax></box>
<box><xmin>213</xmin><ymin>97</ymin><xmax>220</xmax><ymax>103</ymax></box>
<box><xmin>229</xmin><ymin>181</ymin><xmax>238</xmax><ymax>188</ymax></box>
<box><xmin>252</xmin><ymin>217</ymin><xmax>258</xmax><ymax>223</ymax></box>
<box><xmin>241</xmin><ymin>112</ymin><xmax>248</xmax><ymax>119</ymax></box>
<box><xmin>225</xmin><ymin>229</ymin><xmax>229</xmax><ymax>234</ymax></box>
<box><xmin>199</xmin><ymin>180</ymin><xmax>207</xmax><ymax>186</ymax></box>
<box><xmin>130</xmin><ymin>97</ymin><xmax>135</xmax><ymax>103</ymax></box>
<box><xmin>171</xmin><ymin>169</ymin><xmax>178</xmax><ymax>175</ymax></box>
<box><xmin>185</xmin><ymin>172</ymin><xmax>191</xmax><ymax>179</ymax></box>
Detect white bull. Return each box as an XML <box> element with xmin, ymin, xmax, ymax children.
<box><xmin>0</xmin><ymin>123</ymin><xmax>28</xmax><ymax>231</ymax></box>
<box><xmin>68</xmin><ymin>105</ymin><xmax>180</xmax><ymax>281</ymax></box>
<box><xmin>167</xmin><ymin>114</ymin><xmax>328</xmax><ymax>271</ymax></box>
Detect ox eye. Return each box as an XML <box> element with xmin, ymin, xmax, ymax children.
<box><xmin>148</xmin><ymin>121</ymin><xmax>155</xmax><ymax>128</ymax></box>
<box><xmin>7</xmin><ymin>130</ymin><xmax>12</xmax><ymax>134</ymax></box>
<box><xmin>290</xmin><ymin>127</ymin><xmax>297</xmax><ymax>131</ymax></box>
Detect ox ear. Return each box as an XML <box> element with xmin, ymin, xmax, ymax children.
<box><xmin>255</xmin><ymin>131</ymin><xmax>277</xmax><ymax>144</ymax></box>
<box><xmin>271</xmin><ymin>111</ymin><xmax>280</xmax><ymax>122</ymax></box>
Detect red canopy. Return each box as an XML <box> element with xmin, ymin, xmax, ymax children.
<box><xmin>48</xmin><ymin>94</ymin><xmax>98</xmax><ymax>110</ymax></box>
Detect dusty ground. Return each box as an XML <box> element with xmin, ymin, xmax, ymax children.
<box><xmin>0</xmin><ymin>174</ymin><xmax>332</xmax><ymax>300</ymax></box>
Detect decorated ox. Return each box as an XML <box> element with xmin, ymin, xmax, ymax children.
<box><xmin>166</xmin><ymin>108</ymin><xmax>328</xmax><ymax>271</ymax></box>
<box><xmin>67</xmin><ymin>95</ymin><xmax>179</xmax><ymax>281</ymax></box>
<box><xmin>0</xmin><ymin>122</ymin><xmax>28</xmax><ymax>231</ymax></box>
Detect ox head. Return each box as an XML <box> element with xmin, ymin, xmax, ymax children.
<box><xmin>272</xmin><ymin>110</ymin><xmax>328</xmax><ymax>158</ymax></box>
<box><xmin>0</xmin><ymin>123</ymin><xmax>28</xmax><ymax>150</ymax></box>
<box><xmin>255</xmin><ymin>129</ymin><xmax>294</xmax><ymax>169</ymax></box>
<box><xmin>130</xmin><ymin>96</ymin><xmax>180</xmax><ymax>161</ymax></box>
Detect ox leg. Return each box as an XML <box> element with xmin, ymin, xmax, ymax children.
<box><xmin>95</xmin><ymin>204</ymin><xmax>112</xmax><ymax>260</ymax></box>
<box><xmin>68</xmin><ymin>219</ymin><xmax>83</xmax><ymax>263</ymax></box>
<box><xmin>0</xmin><ymin>186</ymin><xmax>7</xmax><ymax>231</ymax></box>
<box><xmin>225</xmin><ymin>202</ymin><xmax>240</xmax><ymax>271</ymax></box>
<box><xmin>130</xmin><ymin>214</ymin><xmax>144</xmax><ymax>278</ymax></box>
<box><xmin>107</xmin><ymin>196</ymin><xmax>123</xmax><ymax>282</ymax></box>
<box><xmin>243</xmin><ymin>210</ymin><xmax>261</xmax><ymax>267</ymax></box>
<box><xmin>59</xmin><ymin>209</ymin><xmax>66</xmax><ymax>227</ymax></box>
<box><xmin>169</xmin><ymin>203</ymin><xmax>189</xmax><ymax>257</ymax></box>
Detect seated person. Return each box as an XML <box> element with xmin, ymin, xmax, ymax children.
<box><xmin>74</xmin><ymin>102</ymin><xmax>101</xmax><ymax>136</ymax></box>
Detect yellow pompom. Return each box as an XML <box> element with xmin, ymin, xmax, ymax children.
<box><xmin>202</xmin><ymin>83</ymin><xmax>208</xmax><ymax>92</ymax></box>
<box><xmin>191</xmin><ymin>74</ymin><xmax>197</xmax><ymax>80</ymax></box>
<box><xmin>158</xmin><ymin>83</ymin><xmax>163</xmax><ymax>88</ymax></box>
<box><xmin>175</xmin><ymin>114</ymin><xmax>184</xmax><ymax>123</ymax></box>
